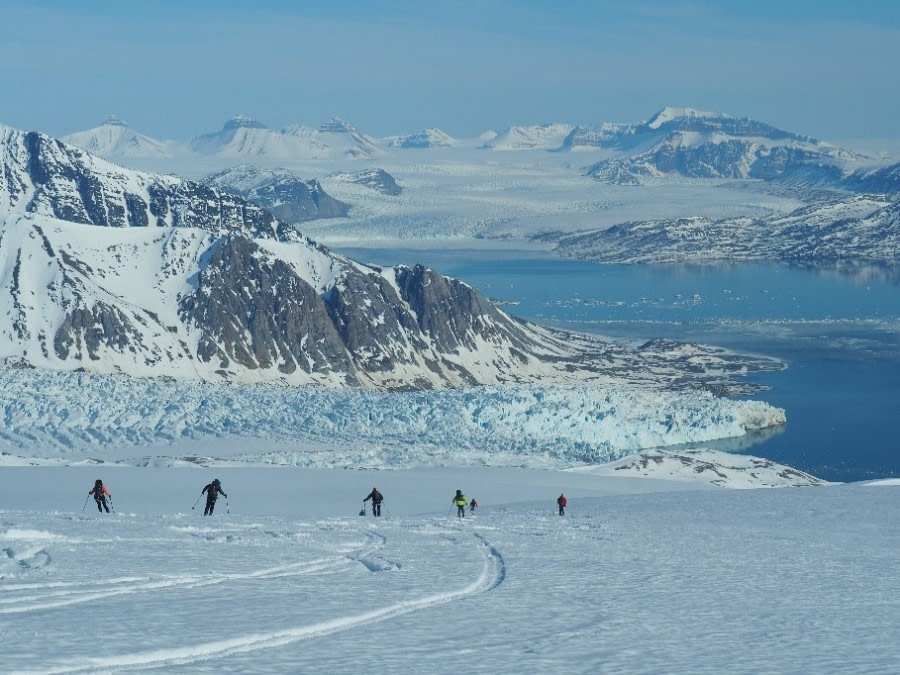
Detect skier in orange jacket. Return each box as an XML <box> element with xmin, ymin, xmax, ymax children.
<box><xmin>89</xmin><ymin>479</ymin><xmax>111</xmax><ymax>513</ymax></box>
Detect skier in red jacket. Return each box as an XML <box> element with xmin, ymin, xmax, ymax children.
<box><xmin>557</xmin><ymin>493</ymin><xmax>567</xmax><ymax>516</ymax></box>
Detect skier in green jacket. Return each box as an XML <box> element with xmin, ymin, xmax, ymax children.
<box><xmin>452</xmin><ymin>489</ymin><xmax>468</xmax><ymax>519</ymax></box>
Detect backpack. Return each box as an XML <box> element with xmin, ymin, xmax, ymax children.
<box><xmin>206</xmin><ymin>483</ymin><xmax>218</xmax><ymax>499</ymax></box>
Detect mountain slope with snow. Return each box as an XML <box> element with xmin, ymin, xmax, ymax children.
<box><xmin>585</xmin><ymin>107</ymin><xmax>856</xmax><ymax>184</ymax></box>
<box><xmin>541</xmin><ymin>194</ymin><xmax>900</xmax><ymax>265</ymax></box>
<box><xmin>189</xmin><ymin>116</ymin><xmax>323</xmax><ymax>158</ymax></box>
<box><xmin>63</xmin><ymin>115</ymin><xmax>173</xmax><ymax>158</ymax></box>
<box><xmin>0</xmin><ymin>124</ymin><xmax>785</xmax><ymax>389</ymax></box>
<box><xmin>203</xmin><ymin>165</ymin><xmax>350</xmax><ymax>223</ymax></box>
<box><xmin>483</xmin><ymin>123</ymin><xmax>574</xmax><ymax>150</ymax></box>
<box><xmin>577</xmin><ymin>448</ymin><xmax>826</xmax><ymax>487</ymax></box>
<box><xmin>386</xmin><ymin>128</ymin><xmax>456</xmax><ymax>149</ymax></box>
<box><xmin>291</xmin><ymin>117</ymin><xmax>386</xmax><ymax>159</ymax></box>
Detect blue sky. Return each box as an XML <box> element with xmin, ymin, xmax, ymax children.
<box><xmin>2</xmin><ymin>0</ymin><xmax>898</xmax><ymax>141</ymax></box>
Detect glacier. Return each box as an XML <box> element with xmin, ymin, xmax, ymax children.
<box><xmin>0</xmin><ymin>366</ymin><xmax>784</xmax><ymax>468</ymax></box>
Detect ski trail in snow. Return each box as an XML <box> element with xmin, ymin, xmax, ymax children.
<box><xmin>42</xmin><ymin>531</ymin><xmax>505</xmax><ymax>673</ymax></box>
<box><xmin>0</xmin><ymin>559</ymin><xmax>345</xmax><ymax>614</ymax></box>
<box><xmin>0</xmin><ymin>532</ymin><xmax>384</xmax><ymax>615</ymax></box>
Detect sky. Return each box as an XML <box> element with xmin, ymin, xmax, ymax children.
<box><xmin>1</xmin><ymin>0</ymin><xmax>899</xmax><ymax>142</ymax></box>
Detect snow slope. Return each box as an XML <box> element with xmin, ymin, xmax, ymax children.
<box><xmin>1</xmin><ymin>467</ymin><xmax>896</xmax><ymax>673</ymax></box>
<box><xmin>483</xmin><ymin>123</ymin><xmax>574</xmax><ymax>150</ymax></box>
<box><xmin>62</xmin><ymin>116</ymin><xmax>173</xmax><ymax>158</ymax></box>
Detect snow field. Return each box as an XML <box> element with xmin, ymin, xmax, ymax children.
<box><xmin>1</xmin><ymin>468</ymin><xmax>897</xmax><ymax>673</ymax></box>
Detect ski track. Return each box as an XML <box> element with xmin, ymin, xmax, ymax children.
<box><xmin>38</xmin><ymin>524</ymin><xmax>505</xmax><ymax>673</ymax></box>
<box><xmin>0</xmin><ymin>531</ymin><xmax>385</xmax><ymax>616</ymax></box>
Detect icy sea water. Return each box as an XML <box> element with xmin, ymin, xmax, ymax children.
<box><xmin>342</xmin><ymin>246</ymin><xmax>900</xmax><ymax>482</ymax></box>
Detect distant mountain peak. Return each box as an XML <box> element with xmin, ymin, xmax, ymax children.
<box><xmin>646</xmin><ymin>107</ymin><xmax>727</xmax><ymax>129</ymax></box>
<box><xmin>319</xmin><ymin>117</ymin><xmax>356</xmax><ymax>134</ymax></box>
<box><xmin>388</xmin><ymin>128</ymin><xmax>456</xmax><ymax>149</ymax></box>
<box><xmin>483</xmin><ymin>123</ymin><xmax>574</xmax><ymax>151</ymax></box>
<box><xmin>62</xmin><ymin>116</ymin><xmax>171</xmax><ymax>158</ymax></box>
<box><xmin>101</xmin><ymin>114</ymin><xmax>129</xmax><ymax>127</ymax></box>
<box><xmin>223</xmin><ymin>115</ymin><xmax>269</xmax><ymax>131</ymax></box>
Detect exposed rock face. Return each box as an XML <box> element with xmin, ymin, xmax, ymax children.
<box><xmin>204</xmin><ymin>166</ymin><xmax>350</xmax><ymax>223</ymax></box>
<box><xmin>178</xmin><ymin>235</ymin><xmax>356</xmax><ymax>380</ymax></box>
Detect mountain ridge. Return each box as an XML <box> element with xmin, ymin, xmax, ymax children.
<box><xmin>0</xmin><ymin>123</ymin><xmax>782</xmax><ymax>391</ymax></box>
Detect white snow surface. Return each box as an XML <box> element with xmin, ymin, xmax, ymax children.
<box><xmin>1</xmin><ymin>466</ymin><xmax>897</xmax><ymax>673</ymax></box>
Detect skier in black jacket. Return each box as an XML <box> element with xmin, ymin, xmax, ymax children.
<box><xmin>201</xmin><ymin>479</ymin><xmax>227</xmax><ymax>516</ymax></box>
<box><xmin>363</xmin><ymin>487</ymin><xmax>383</xmax><ymax>517</ymax></box>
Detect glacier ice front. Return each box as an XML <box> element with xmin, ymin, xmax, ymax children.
<box><xmin>0</xmin><ymin>369</ymin><xmax>785</xmax><ymax>468</ymax></box>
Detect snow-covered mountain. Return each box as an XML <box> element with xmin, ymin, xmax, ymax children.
<box><xmin>482</xmin><ymin>123</ymin><xmax>574</xmax><ymax>151</ymax></box>
<box><xmin>0</xmin><ymin>124</ymin><xmax>562</xmax><ymax>387</ymax></box>
<box><xmin>329</xmin><ymin>168</ymin><xmax>402</xmax><ymax>195</ymax></box>
<box><xmin>186</xmin><ymin>116</ymin><xmax>384</xmax><ymax>160</ymax></box>
<box><xmin>203</xmin><ymin>165</ymin><xmax>350</xmax><ymax>223</ymax></box>
<box><xmin>188</xmin><ymin>115</ymin><xmax>320</xmax><ymax>158</ymax></box>
<box><xmin>560</xmin><ymin>123</ymin><xmax>631</xmax><ymax>151</ymax></box>
<box><xmin>585</xmin><ymin>107</ymin><xmax>855</xmax><ymax>184</ymax></box>
<box><xmin>0</xmin><ymin>123</ymin><xmax>783</xmax><ymax>390</ymax></box>
<box><xmin>386</xmin><ymin>128</ymin><xmax>456</xmax><ymax>149</ymax></box>
<box><xmin>63</xmin><ymin>115</ymin><xmax>173</xmax><ymax>158</ymax></box>
<box><xmin>839</xmin><ymin>161</ymin><xmax>900</xmax><ymax>196</ymax></box>
<box><xmin>0</xmin><ymin>124</ymin><xmax>287</xmax><ymax>238</ymax></box>
<box><xmin>296</xmin><ymin>117</ymin><xmax>386</xmax><ymax>159</ymax></box>
<box><xmin>540</xmin><ymin>194</ymin><xmax>900</xmax><ymax>265</ymax></box>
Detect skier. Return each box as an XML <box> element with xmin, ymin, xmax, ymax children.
<box><xmin>452</xmin><ymin>489</ymin><xmax>468</xmax><ymax>519</ymax></box>
<box><xmin>201</xmin><ymin>479</ymin><xmax>227</xmax><ymax>516</ymax></box>
<box><xmin>469</xmin><ymin>498</ymin><xmax>478</xmax><ymax>513</ymax></box>
<box><xmin>89</xmin><ymin>479</ymin><xmax>111</xmax><ymax>513</ymax></box>
<box><xmin>557</xmin><ymin>493</ymin><xmax>567</xmax><ymax>516</ymax></box>
<box><xmin>363</xmin><ymin>486</ymin><xmax>383</xmax><ymax>517</ymax></box>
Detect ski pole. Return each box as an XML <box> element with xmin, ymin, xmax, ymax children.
<box><xmin>191</xmin><ymin>495</ymin><xmax>202</xmax><ymax>511</ymax></box>
<box><xmin>108</xmin><ymin>496</ymin><xmax>115</xmax><ymax>513</ymax></box>
<box><xmin>225</xmin><ymin>499</ymin><xmax>230</xmax><ymax>515</ymax></box>
<box><xmin>384</xmin><ymin>505</ymin><xmax>393</xmax><ymax>519</ymax></box>
<box><xmin>82</xmin><ymin>494</ymin><xmax>90</xmax><ymax>512</ymax></box>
